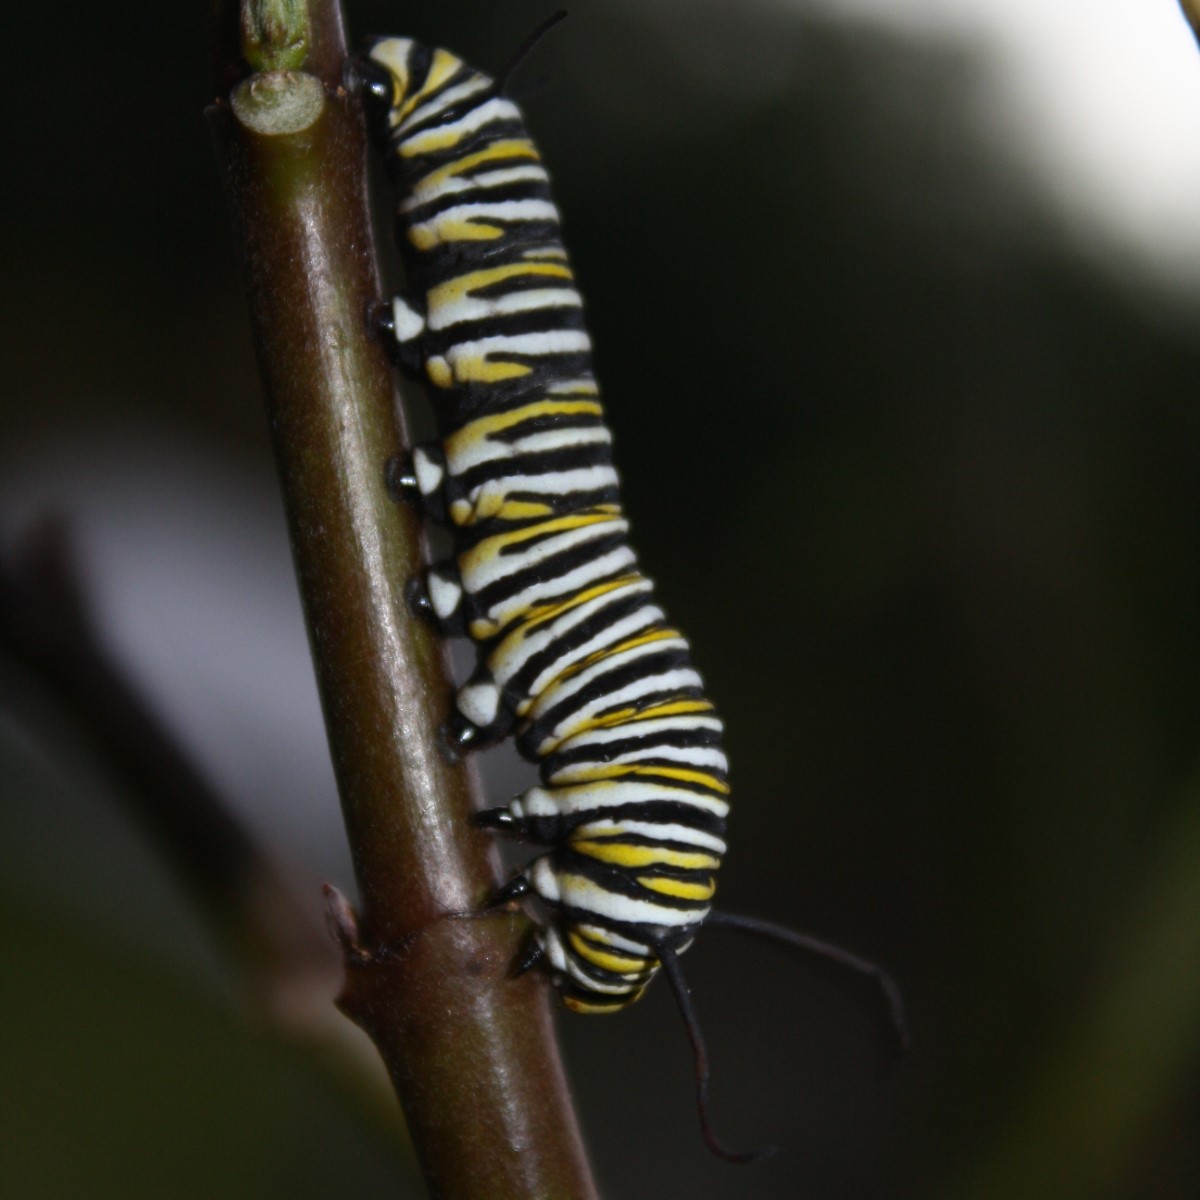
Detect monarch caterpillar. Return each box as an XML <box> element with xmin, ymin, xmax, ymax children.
<box><xmin>357</xmin><ymin>14</ymin><xmax>906</xmax><ymax>1161</ymax></box>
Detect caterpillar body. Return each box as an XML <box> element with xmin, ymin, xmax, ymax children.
<box><xmin>358</xmin><ymin>19</ymin><xmax>905</xmax><ymax>1162</ymax></box>
<box><xmin>362</xmin><ymin>30</ymin><xmax>725</xmax><ymax>1016</ymax></box>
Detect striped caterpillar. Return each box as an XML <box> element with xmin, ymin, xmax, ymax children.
<box><xmin>357</xmin><ymin>15</ymin><xmax>905</xmax><ymax>1160</ymax></box>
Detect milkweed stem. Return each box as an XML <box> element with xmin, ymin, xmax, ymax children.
<box><xmin>210</xmin><ymin>2</ymin><xmax>599</xmax><ymax>1197</ymax></box>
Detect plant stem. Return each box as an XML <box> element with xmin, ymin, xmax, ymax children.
<box><xmin>209</xmin><ymin>3</ymin><xmax>599</xmax><ymax>1196</ymax></box>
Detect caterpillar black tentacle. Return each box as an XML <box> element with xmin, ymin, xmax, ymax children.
<box><xmin>360</xmin><ymin>23</ymin><xmax>905</xmax><ymax>1160</ymax></box>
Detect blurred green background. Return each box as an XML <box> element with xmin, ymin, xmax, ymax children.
<box><xmin>3</xmin><ymin>1</ymin><xmax>1200</xmax><ymax>1197</ymax></box>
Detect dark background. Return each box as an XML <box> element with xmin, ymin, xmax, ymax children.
<box><xmin>3</xmin><ymin>2</ymin><xmax>1199</xmax><ymax>1197</ymax></box>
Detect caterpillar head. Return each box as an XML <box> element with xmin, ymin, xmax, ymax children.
<box><xmin>361</xmin><ymin>38</ymin><xmax>491</xmax><ymax>142</ymax></box>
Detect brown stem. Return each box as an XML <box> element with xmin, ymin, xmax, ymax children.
<box><xmin>208</xmin><ymin>3</ymin><xmax>599</xmax><ymax>1197</ymax></box>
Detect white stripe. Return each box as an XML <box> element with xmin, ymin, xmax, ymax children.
<box><xmin>557</xmin><ymin>714</ymin><xmax>723</xmax><ymax>751</ymax></box>
<box><xmin>489</xmin><ymin>580</ymin><xmax>654</xmax><ymax>689</ymax></box>
<box><xmin>520</xmin><ymin>605</ymin><xmax>665</xmax><ymax>701</ymax></box>
<box><xmin>399</xmin><ymin>77</ymin><xmax>492</xmax><ymax>138</ymax></box>
<box><xmin>447</xmin><ymin>425</ymin><xmax>610</xmax><ymax>474</ymax></box>
<box><xmin>554</xmin><ymin>872</ymin><xmax>709</xmax><ymax>928</ymax></box>
<box><xmin>369</xmin><ymin>39</ymin><xmax>414</xmax><ymax>81</ymax></box>
<box><xmin>473</xmin><ymin>165</ymin><xmax>550</xmax><ymax>189</ymax></box>
<box><xmin>398</xmin><ymin>96</ymin><xmax>523</xmax><ymax>155</ymax></box>
<box><xmin>514</xmin><ymin>781</ymin><xmax>730</xmax><ymax>821</ymax></box>
<box><xmin>527</xmin><ymin>638</ymin><xmax>692</xmax><ymax>724</ymax></box>
<box><xmin>471</xmin><ymin>464</ymin><xmax>618</xmax><ymax>495</ymax></box>
<box><xmin>401</xmin><ymin>164</ymin><xmax>550</xmax><ymax>213</ymax></box>
<box><xmin>548</xmin><ymin>376</ymin><xmax>598</xmax><ymax>394</ymax></box>
<box><xmin>481</xmin><ymin>545</ymin><xmax>638</xmax><ymax>631</ymax></box>
<box><xmin>444</xmin><ymin>329</ymin><xmax>591</xmax><ymax>370</ymax></box>
<box><xmin>462</xmin><ymin>467</ymin><xmax>619</xmax><ymax>519</ymax></box>
<box><xmin>549</xmin><ymin>743</ymin><xmax>729</xmax><ymax>783</ymax></box>
<box><xmin>575</xmin><ymin>820</ymin><xmax>728</xmax><ymax>855</ymax></box>
<box><xmin>489</xmin><ymin>578</ymin><xmax>657</xmax><ymax>691</ymax></box>
<box><xmin>462</xmin><ymin>517</ymin><xmax>628</xmax><ymax>593</ymax></box>
<box><xmin>573</xmin><ymin>923</ymin><xmax>653</xmax><ymax>956</ymax></box>
<box><xmin>534</xmin><ymin>665</ymin><xmax>708</xmax><ymax>755</ymax></box>
<box><xmin>428</xmin><ymin>285</ymin><xmax>582</xmax><ymax>332</ymax></box>
<box><xmin>564</xmin><ymin>960</ymin><xmax>644</xmax><ymax>993</ymax></box>
<box><xmin>408</xmin><ymin>199</ymin><xmax>559</xmax><ymax>246</ymax></box>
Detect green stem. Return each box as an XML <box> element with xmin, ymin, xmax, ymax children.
<box><xmin>209</xmin><ymin>3</ymin><xmax>600</xmax><ymax>1196</ymax></box>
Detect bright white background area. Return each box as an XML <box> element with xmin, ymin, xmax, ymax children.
<box><xmin>800</xmin><ymin>0</ymin><xmax>1200</xmax><ymax>289</ymax></box>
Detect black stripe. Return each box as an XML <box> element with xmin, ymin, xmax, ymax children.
<box><xmin>466</xmin><ymin>527</ymin><xmax>630</xmax><ymax>620</ymax></box>
<box><xmin>556</xmin><ymin>849</ymin><xmax>713</xmax><ymax>911</ymax></box>
<box><xmin>424</xmin><ymin>303</ymin><xmax>587</xmax><ymax>358</ymax></box>
<box><xmin>516</xmin><ymin>800</ymin><xmax>727</xmax><ymax>845</ymax></box>
<box><xmin>451</xmin><ymin>442</ymin><xmax>613</xmax><ymax>498</ymax></box>
<box><xmin>390</xmin><ymin>116</ymin><xmax>531</xmax><ymax>177</ymax></box>
<box><xmin>520</xmin><ymin>645</ymin><xmax>698</xmax><ymax>750</ymax></box>
<box><xmin>400</xmin><ymin>176</ymin><xmax>555</xmax><ymax>225</ymax></box>
<box><xmin>481</xmin><ymin>410</ymin><xmax>607</xmax><ymax>443</ymax></box>
<box><xmin>543</xmin><ymin>723</ymin><xmax>724</xmax><ymax>774</ymax></box>
<box><xmin>572</xmin><ymin>830</ymin><xmax>724</xmax><ymax>856</ymax></box>
<box><xmin>493</xmin><ymin>586</ymin><xmax>657</xmax><ymax>704</ymax></box>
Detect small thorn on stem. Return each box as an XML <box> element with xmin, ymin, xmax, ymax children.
<box><xmin>323</xmin><ymin>884</ymin><xmax>420</xmax><ymax>966</ymax></box>
<box><xmin>323</xmin><ymin>882</ymin><xmax>370</xmax><ymax>962</ymax></box>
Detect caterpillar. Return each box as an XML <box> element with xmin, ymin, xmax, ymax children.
<box><xmin>357</xmin><ymin>14</ymin><xmax>906</xmax><ymax>1161</ymax></box>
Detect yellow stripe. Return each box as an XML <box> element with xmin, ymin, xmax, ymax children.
<box><xmin>567</xmin><ymin>931</ymin><xmax>648</xmax><ymax>974</ymax></box>
<box><xmin>408</xmin><ymin>217</ymin><xmax>505</xmax><ymax>250</ymax></box>
<box><xmin>534</xmin><ymin>697</ymin><xmax>717</xmax><ymax>754</ymax></box>
<box><xmin>622</xmin><ymin>698</ymin><xmax>715</xmax><ymax>722</ymax></box>
<box><xmin>571</xmin><ymin>697</ymin><xmax>716</xmax><ymax>733</ymax></box>
<box><xmin>459</xmin><ymin>510</ymin><xmax>618</xmax><ymax>574</ymax></box>
<box><xmin>425</xmin><ymin>357</ymin><xmax>453</xmax><ymax>388</ymax></box>
<box><xmin>559</xmin><ymin>626</ymin><xmax>680</xmax><ymax>681</ymax></box>
<box><xmin>446</xmin><ymin>398</ymin><xmax>603</xmax><ymax>459</ymax></box>
<box><xmin>512</xmin><ymin>572</ymin><xmax>640</xmax><ymax>635</ymax></box>
<box><xmin>622</xmin><ymin>763</ymin><xmax>729</xmax><ymax>793</ymax></box>
<box><xmin>485</xmin><ymin>573</ymin><xmax>643</xmax><ymax>694</ymax></box>
<box><xmin>448</xmin><ymin>396</ymin><xmax>604</xmax><ymax>451</ymax></box>
<box><xmin>637</xmin><ymin>875</ymin><xmax>716</xmax><ymax>902</ymax></box>
<box><xmin>572</xmin><ymin>839</ymin><xmax>721</xmax><ymax>871</ymax></box>
<box><xmin>553</xmin><ymin>761</ymin><xmax>729</xmax><ymax>794</ymax></box>
<box><xmin>469</xmin><ymin>616</ymin><xmax>502</xmax><ymax>640</ymax></box>
<box><xmin>563</xmin><ymin>990</ymin><xmax>644</xmax><ymax>1014</ymax></box>
<box><xmin>428</xmin><ymin>262</ymin><xmax>573</xmax><ymax>311</ymax></box>
<box><xmin>531</xmin><ymin>626</ymin><xmax>688</xmax><ymax>714</ymax></box>
<box><xmin>411</xmin><ymin>138</ymin><xmax>540</xmax><ymax>197</ymax></box>
<box><xmin>449</xmin><ymin>495</ymin><xmax>555</xmax><ymax>526</ymax></box>
<box><xmin>447</xmin><ymin>352</ymin><xmax>531</xmax><ymax>384</ymax></box>
<box><xmin>395</xmin><ymin>49</ymin><xmax>464</xmax><ymax>123</ymax></box>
